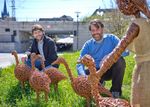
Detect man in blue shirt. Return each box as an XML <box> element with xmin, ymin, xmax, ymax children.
<box><xmin>76</xmin><ymin>19</ymin><xmax>129</xmax><ymax>98</ymax></box>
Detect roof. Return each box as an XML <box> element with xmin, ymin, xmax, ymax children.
<box><xmin>92</xmin><ymin>8</ymin><xmax>117</xmax><ymax>16</ymax></box>
<box><xmin>39</xmin><ymin>15</ymin><xmax>73</xmax><ymax>21</ymax></box>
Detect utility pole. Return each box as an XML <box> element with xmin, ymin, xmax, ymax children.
<box><xmin>75</xmin><ymin>11</ymin><xmax>80</xmax><ymax>50</ymax></box>
<box><xmin>11</xmin><ymin>0</ymin><xmax>16</xmax><ymax>19</ymax></box>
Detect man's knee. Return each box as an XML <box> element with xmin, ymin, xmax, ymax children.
<box><xmin>119</xmin><ymin>57</ymin><xmax>126</xmax><ymax>67</ymax></box>
<box><xmin>114</xmin><ymin>57</ymin><xmax>126</xmax><ymax>73</ymax></box>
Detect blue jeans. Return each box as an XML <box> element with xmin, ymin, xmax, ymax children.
<box><xmin>25</xmin><ymin>59</ymin><xmax>52</xmax><ymax>71</ymax></box>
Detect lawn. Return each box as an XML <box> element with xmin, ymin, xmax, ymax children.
<box><xmin>0</xmin><ymin>52</ymin><xmax>135</xmax><ymax>107</ymax></box>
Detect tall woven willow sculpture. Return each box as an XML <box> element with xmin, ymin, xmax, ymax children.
<box><xmin>117</xmin><ymin>0</ymin><xmax>150</xmax><ymax>106</ymax></box>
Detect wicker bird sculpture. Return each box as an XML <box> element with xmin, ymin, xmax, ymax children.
<box><xmin>29</xmin><ymin>53</ymin><xmax>51</xmax><ymax>102</ymax></box>
<box><xmin>52</xmin><ymin>57</ymin><xmax>112</xmax><ymax>107</ymax></box>
<box><xmin>44</xmin><ymin>67</ymin><xmax>67</xmax><ymax>92</ymax></box>
<box><xmin>78</xmin><ymin>22</ymin><xmax>139</xmax><ymax>107</ymax></box>
<box><xmin>116</xmin><ymin>0</ymin><xmax>150</xmax><ymax>18</ymax></box>
<box><xmin>79</xmin><ymin>55</ymin><xmax>130</xmax><ymax>107</ymax></box>
<box><xmin>11</xmin><ymin>50</ymin><xmax>31</xmax><ymax>89</ymax></box>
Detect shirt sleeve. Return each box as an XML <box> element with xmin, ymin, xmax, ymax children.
<box><xmin>76</xmin><ymin>42</ymin><xmax>90</xmax><ymax>76</ymax></box>
<box><xmin>47</xmin><ymin>40</ymin><xmax>58</xmax><ymax>62</ymax></box>
<box><xmin>26</xmin><ymin>40</ymin><xmax>33</xmax><ymax>53</ymax></box>
<box><xmin>122</xmin><ymin>49</ymin><xmax>130</xmax><ymax>57</ymax></box>
<box><xmin>111</xmin><ymin>34</ymin><xmax>120</xmax><ymax>47</ymax></box>
<box><xmin>76</xmin><ymin>64</ymin><xmax>86</xmax><ymax>76</ymax></box>
<box><xmin>80</xmin><ymin>42</ymin><xmax>90</xmax><ymax>57</ymax></box>
<box><xmin>25</xmin><ymin>40</ymin><xmax>34</xmax><ymax>59</ymax></box>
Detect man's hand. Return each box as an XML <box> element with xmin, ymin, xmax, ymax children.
<box><xmin>25</xmin><ymin>51</ymin><xmax>31</xmax><ymax>56</ymax></box>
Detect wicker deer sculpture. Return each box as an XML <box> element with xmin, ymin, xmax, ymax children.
<box><xmin>78</xmin><ymin>22</ymin><xmax>139</xmax><ymax>107</ymax></box>
<box><xmin>29</xmin><ymin>53</ymin><xmax>51</xmax><ymax>102</ymax></box>
<box><xmin>12</xmin><ymin>50</ymin><xmax>31</xmax><ymax>89</ymax></box>
<box><xmin>44</xmin><ymin>67</ymin><xmax>67</xmax><ymax>92</ymax></box>
<box><xmin>52</xmin><ymin>57</ymin><xmax>112</xmax><ymax>107</ymax></box>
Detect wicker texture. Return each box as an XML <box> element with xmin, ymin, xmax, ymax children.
<box><xmin>128</xmin><ymin>18</ymin><xmax>150</xmax><ymax>107</ymax></box>
<box><xmin>79</xmin><ymin>55</ymin><xmax>130</xmax><ymax>107</ymax></box>
<box><xmin>29</xmin><ymin>53</ymin><xmax>51</xmax><ymax>102</ymax></box>
<box><xmin>52</xmin><ymin>57</ymin><xmax>112</xmax><ymax>107</ymax></box>
<box><xmin>78</xmin><ymin>22</ymin><xmax>139</xmax><ymax>107</ymax></box>
<box><xmin>117</xmin><ymin>1</ymin><xmax>150</xmax><ymax>106</ymax></box>
<box><xmin>116</xmin><ymin>0</ymin><xmax>140</xmax><ymax>17</ymax></box>
<box><xmin>12</xmin><ymin>50</ymin><xmax>31</xmax><ymax>89</ymax></box>
<box><xmin>45</xmin><ymin>67</ymin><xmax>66</xmax><ymax>91</ymax></box>
<box><xmin>117</xmin><ymin>0</ymin><xmax>150</xmax><ymax>18</ymax></box>
<box><xmin>97</xmin><ymin>23</ymin><xmax>139</xmax><ymax>78</ymax></box>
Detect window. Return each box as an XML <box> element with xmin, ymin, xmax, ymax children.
<box><xmin>5</xmin><ymin>28</ymin><xmax>10</xmax><ymax>32</ymax></box>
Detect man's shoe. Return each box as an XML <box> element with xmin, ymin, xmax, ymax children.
<box><xmin>101</xmin><ymin>81</ymin><xmax>105</xmax><ymax>87</ymax></box>
<box><xmin>111</xmin><ymin>92</ymin><xmax>120</xmax><ymax>98</ymax></box>
<box><xmin>100</xmin><ymin>81</ymin><xmax>105</xmax><ymax>87</ymax></box>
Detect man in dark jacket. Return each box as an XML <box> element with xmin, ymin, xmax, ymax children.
<box><xmin>25</xmin><ymin>24</ymin><xmax>59</xmax><ymax>70</ymax></box>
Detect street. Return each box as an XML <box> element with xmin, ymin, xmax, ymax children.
<box><xmin>0</xmin><ymin>53</ymin><xmax>27</xmax><ymax>68</ymax></box>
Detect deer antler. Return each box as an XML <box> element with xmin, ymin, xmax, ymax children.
<box><xmin>133</xmin><ymin>0</ymin><xmax>150</xmax><ymax>18</ymax></box>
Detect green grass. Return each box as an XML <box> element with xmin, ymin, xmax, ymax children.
<box><xmin>0</xmin><ymin>52</ymin><xmax>135</xmax><ymax>107</ymax></box>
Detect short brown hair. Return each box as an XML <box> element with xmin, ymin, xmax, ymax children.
<box><xmin>32</xmin><ymin>24</ymin><xmax>44</xmax><ymax>33</ymax></box>
<box><xmin>89</xmin><ymin>19</ymin><xmax>104</xmax><ymax>31</ymax></box>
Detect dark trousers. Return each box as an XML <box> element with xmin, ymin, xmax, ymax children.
<box><xmin>85</xmin><ymin>56</ymin><xmax>126</xmax><ymax>95</ymax></box>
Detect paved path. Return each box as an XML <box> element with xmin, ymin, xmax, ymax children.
<box><xmin>0</xmin><ymin>53</ymin><xmax>63</xmax><ymax>68</ymax></box>
<box><xmin>0</xmin><ymin>53</ymin><xmax>27</xmax><ymax>68</ymax></box>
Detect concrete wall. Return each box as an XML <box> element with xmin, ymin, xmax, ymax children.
<box><xmin>0</xmin><ymin>42</ymin><xmax>15</xmax><ymax>52</ymax></box>
<box><xmin>73</xmin><ymin>22</ymin><xmax>91</xmax><ymax>51</ymax></box>
<box><xmin>0</xmin><ymin>20</ymin><xmax>91</xmax><ymax>52</ymax></box>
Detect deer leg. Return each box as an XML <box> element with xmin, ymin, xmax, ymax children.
<box><xmin>36</xmin><ymin>90</ymin><xmax>40</xmax><ymax>102</ymax></box>
<box><xmin>54</xmin><ymin>83</ymin><xmax>58</xmax><ymax>92</ymax></box>
<box><xmin>85</xmin><ymin>98</ymin><xmax>91</xmax><ymax>107</ymax></box>
<box><xmin>44</xmin><ymin>91</ymin><xmax>49</xmax><ymax>102</ymax></box>
<box><xmin>20</xmin><ymin>81</ymin><xmax>25</xmax><ymax>93</ymax></box>
<box><xmin>21</xmin><ymin>81</ymin><xmax>25</xmax><ymax>89</ymax></box>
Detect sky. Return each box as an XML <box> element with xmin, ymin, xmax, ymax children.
<box><xmin>0</xmin><ymin>0</ymin><xmax>117</xmax><ymax>21</ymax></box>
<box><xmin>0</xmin><ymin>0</ymin><xmax>150</xmax><ymax>21</ymax></box>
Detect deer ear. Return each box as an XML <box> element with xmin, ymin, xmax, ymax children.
<box><xmin>133</xmin><ymin>0</ymin><xmax>150</xmax><ymax>18</ymax></box>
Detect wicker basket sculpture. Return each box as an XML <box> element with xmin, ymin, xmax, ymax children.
<box><xmin>52</xmin><ymin>57</ymin><xmax>112</xmax><ymax>107</ymax></box>
<box><xmin>116</xmin><ymin>0</ymin><xmax>150</xmax><ymax>18</ymax></box>
<box><xmin>12</xmin><ymin>50</ymin><xmax>31</xmax><ymax>89</ymax></box>
<box><xmin>29</xmin><ymin>53</ymin><xmax>51</xmax><ymax>102</ymax></box>
<box><xmin>44</xmin><ymin>67</ymin><xmax>67</xmax><ymax>92</ymax></box>
<box><xmin>78</xmin><ymin>22</ymin><xmax>139</xmax><ymax>107</ymax></box>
